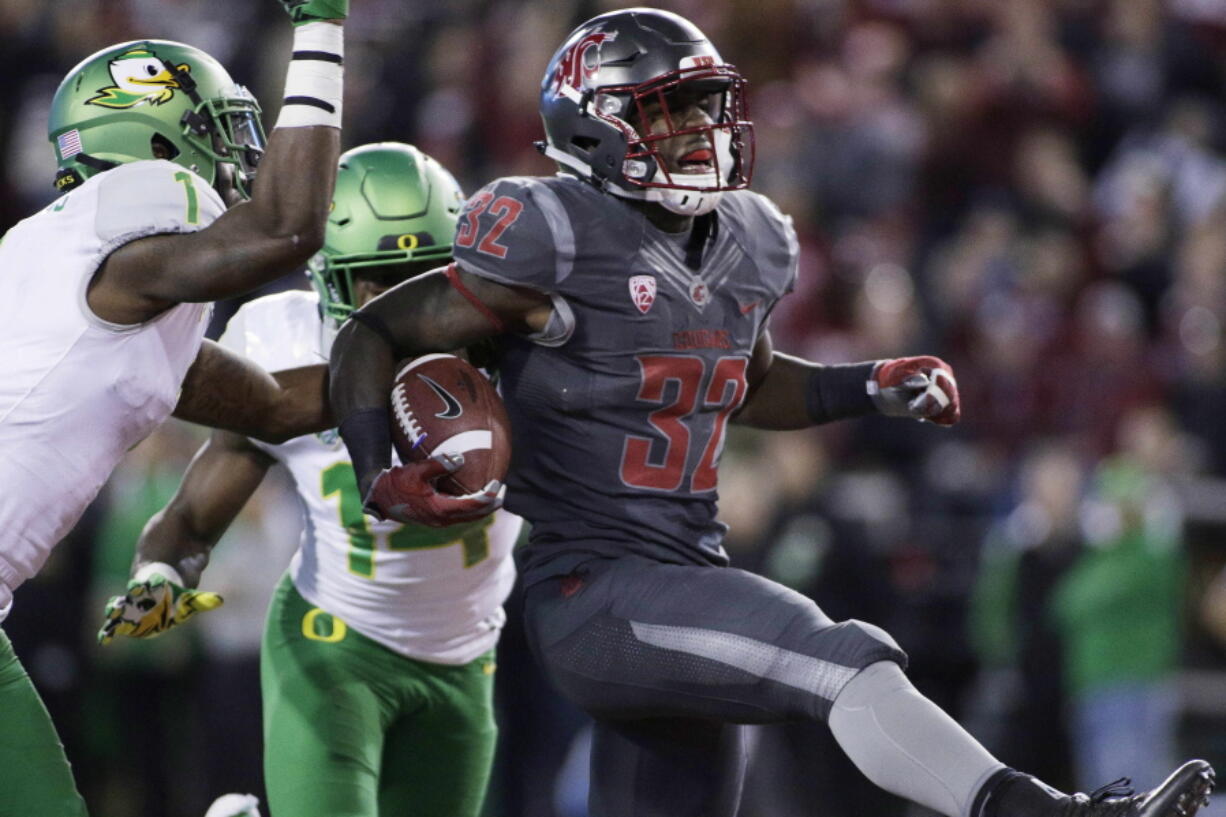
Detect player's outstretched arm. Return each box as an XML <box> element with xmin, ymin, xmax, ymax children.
<box><xmin>98</xmin><ymin>430</ymin><xmax>273</xmax><ymax>644</ymax></box>
<box><xmin>734</xmin><ymin>332</ymin><xmax>961</xmax><ymax>429</ymax></box>
<box><xmin>330</xmin><ymin>264</ymin><xmax>549</xmax><ymax>519</ymax></box>
<box><xmin>135</xmin><ymin>430</ymin><xmax>273</xmax><ymax>586</ymax></box>
<box><xmin>89</xmin><ymin>2</ymin><xmax>347</xmax><ymax>325</ymax></box>
<box><xmin>173</xmin><ymin>340</ymin><xmax>333</xmax><ymax>443</ymax></box>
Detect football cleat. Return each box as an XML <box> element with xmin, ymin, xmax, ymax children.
<box><xmin>985</xmin><ymin>761</ymin><xmax>1215</xmax><ymax>817</ymax></box>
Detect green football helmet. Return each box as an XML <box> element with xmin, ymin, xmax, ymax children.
<box><xmin>308</xmin><ymin>142</ymin><xmax>464</xmax><ymax>344</ymax></box>
<box><xmin>48</xmin><ymin>40</ymin><xmax>265</xmax><ymax>198</ymax></box>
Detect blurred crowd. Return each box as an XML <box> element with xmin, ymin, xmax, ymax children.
<box><xmin>4</xmin><ymin>0</ymin><xmax>1226</xmax><ymax>815</ymax></box>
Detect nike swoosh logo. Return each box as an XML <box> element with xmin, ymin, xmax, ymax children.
<box><xmin>739</xmin><ymin>300</ymin><xmax>761</xmax><ymax>315</ymax></box>
<box><xmin>419</xmin><ymin>374</ymin><xmax>464</xmax><ymax>419</ymax></box>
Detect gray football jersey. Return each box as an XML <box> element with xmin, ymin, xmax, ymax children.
<box><xmin>454</xmin><ymin>175</ymin><xmax>797</xmax><ymax>575</ymax></box>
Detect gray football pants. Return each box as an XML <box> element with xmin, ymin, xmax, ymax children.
<box><xmin>522</xmin><ymin>554</ymin><xmax>908</xmax><ymax>817</ymax></box>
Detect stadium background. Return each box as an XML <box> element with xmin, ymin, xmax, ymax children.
<box><xmin>3</xmin><ymin>0</ymin><xmax>1226</xmax><ymax>815</ymax></box>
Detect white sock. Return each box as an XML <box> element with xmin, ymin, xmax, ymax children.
<box><xmin>828</xmin><ymin>661</ymin><xmax>1005</xmax><ymax>817</ymax></box>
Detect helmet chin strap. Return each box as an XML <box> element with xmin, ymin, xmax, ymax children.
<box><xmin>541</xmin><ymin>143</ymin><xmax>595</xmax><ymax>180</ymax></box>
<box><xmin>621</xmin><ymin>160</ymin><xmax>725</xmax><ymax>217</ymax></box>
<box><xmin>656</xmin><ymin>127</ymin><xmax>736</xmax><ymax>216</ymax></box>
<box><xmin>542</xmin><ymin>141</ymin><xmax>726</xmax><ymax>216</ymax></box>
<box><xmin>656</xmin><ymin>178</ymin><xmax>722</xmax><ymax>217</ymax></box>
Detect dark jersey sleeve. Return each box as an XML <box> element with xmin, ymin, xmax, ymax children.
<box><xmin>752</xmin><ymin>193</ymin><xmax>799</xmax><ymax>303</ymax></box>
<box><xmin>452</xmin><ymin>177</ymin><xmax>573</xmax><ymax>294</ymax></box>
<box><xmin>719</xmin><ymin>190</ymin><xmax>799</xmax><ymax>311</ymax></box>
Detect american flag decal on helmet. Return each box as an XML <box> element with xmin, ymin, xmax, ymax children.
<box><xmin>57</xmin><ymin>129</ymin><xmax>83</xmax><ymax>160</ymax></box>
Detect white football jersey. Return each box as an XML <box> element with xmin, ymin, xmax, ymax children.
<box><xmin>0</xmin><ymin>160</ymin><xmax>223</xmax><ymax>618</ymax></box>
<box><xmin>219</xmin><ymin>290</ymin><xmax>520</xmax><ymax>665</ymax></box>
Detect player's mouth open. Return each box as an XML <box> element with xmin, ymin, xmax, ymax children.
<box><xmin>676</xmin><ymin>147</ymin><xmax>714</xmax><ymax>173</ymax></box>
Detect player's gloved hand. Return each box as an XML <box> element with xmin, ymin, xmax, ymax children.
<box><xmin>868</xmin><ymin>356</ymin><xmax>961</xmax><ymax>426</ymax></box>
<box><xmin>363</xmin><ymin>454</ymin><xmax>505</xmax><ymax>527</ymax></box>
<box><xmin>278</xmin><ymin>0</ymin><xmax>347</xmax><ymax>24</ymax></box>
<box><xmin>97</xmin><ymin>562</ymin><xmax>224</xmax><ymax>645</ymax></box>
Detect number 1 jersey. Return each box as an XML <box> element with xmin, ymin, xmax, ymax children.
<box><xmin>0</xmin><ymin>160</ymin><xmax>221</xmax><ymax>617</ymax></box>
<box><xmin>453</xmin><ymin>175</ymin><xmax>797</xmax><ymax>577</ymax></box>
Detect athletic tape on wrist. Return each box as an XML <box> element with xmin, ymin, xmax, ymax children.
<box><xmin>276</xmin><ymin>22</ymin><xmax>344</xmax><ymax>129</ymax></box>
<box><xmin>133</xmin><ymin>561</ymin><xmax>185</xmax><ymax>586</ymax></box>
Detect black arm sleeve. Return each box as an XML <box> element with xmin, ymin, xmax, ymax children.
<box><xmin>337</xmin><ymin>407</ymin><xmax>393</xmax><ymax>494</ymax></box>
<box><xmin>805</xmin><ymin>362</ymin><xmax>878</xmax><ymax>425</ymax></box>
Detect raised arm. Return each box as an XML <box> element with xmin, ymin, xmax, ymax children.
<box><xmin>89</xmin><ymin>5</ymin><xmax>347</xmax><ymax>325</ymax></box>
<box><xmin>92</xmin><ymin>127</ymin><xmax>338</xmax><ymax>320</ymax></box>
<box><xmin>734</xmin><ymin>331</ymin><xmax>962</xmax><ymax>429</ymax></box>
<box><xmin>173</xmin><ymin>339</ymin><xmax>332</xmax><ymax>444</ymax></box>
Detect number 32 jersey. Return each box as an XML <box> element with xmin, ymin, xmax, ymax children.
<box><xmin>220</xmin><ymin>291</ymin><xmax>520</xmax><ymax>665</ymax></box>
<box><xmin>454</xmin><ymin>175</ymin><xmax>797</xmax><ymax>577</ymax></box>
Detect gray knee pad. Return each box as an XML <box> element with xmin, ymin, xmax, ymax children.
<box><xmin>847</xmin><ymin>619</ymin><xmax>904</xmax><ymax>656</ymax></box>
<box><xmin>815</xmin><ymin>619</ymin><xmax>908</xmax><ymax>705</ymax></box>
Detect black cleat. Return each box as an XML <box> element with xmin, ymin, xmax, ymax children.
<box><xmin>1116</xmin><ymin>761</ymin><xmax>1215</xmax><ymax>817</ymax></box>
<box><xmin>979</xmin><ymin>761</ymin><xmax>1216</xmax><ymax>817</ymax></box>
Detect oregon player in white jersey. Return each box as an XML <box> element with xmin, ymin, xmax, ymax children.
<box><xmin>126</xmin><ymin>143</ymin><xmax>521</xmax><ymax>817</ymax></box>
<box><xmin>0</xmin><ymin>2</ymin><xmax>346</xmax><ymax>814</ymax></box>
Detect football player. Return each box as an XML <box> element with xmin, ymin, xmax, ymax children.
<box><xmin>108</xmin><ymin>143</ymin><xmax>522</xmax><ymax>817</ymax></box>
<box><xmin>328</xmin><ymin>8</ymin><xmax>1216</xmax><ymax>817</ymax></box>
<box><xmin>0</xmin><ymin>1</ymin><xmax>346</xmax><ymax>814</ymax></box>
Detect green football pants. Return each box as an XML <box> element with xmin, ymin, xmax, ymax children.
<box><xmin>261</xmin><ymin>575</ymin><xmax>498</xmax><ymax>817</ymax></box>
<box><xmin>0</xmin><ymin>629</ymin><xmax>89</xmax><ymax>817</ymax></box>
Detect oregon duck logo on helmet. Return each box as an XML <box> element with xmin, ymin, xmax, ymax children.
<box><xmin>49</xmin><ymin>40</ymin><xmax>266</xmax><ymax>199</ymax></box>
<box><xmin>87</xmin><ymin>49</ymin><xmax>191</xmax><ymax>109</ymax></box>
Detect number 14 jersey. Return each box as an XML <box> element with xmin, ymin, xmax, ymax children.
<box><xmin>453</xmin><ymin>175</ymin><xmax>797</xmax><ymax>576</ymax></box>
<box><xmin>220</xmin><ymin>291</ymin><xmax>520</xmax><ymax>665</ymax></box>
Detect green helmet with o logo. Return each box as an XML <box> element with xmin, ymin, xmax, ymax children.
<box><xmin>47</xmin><ymin>40</ymin><xmax>265</xmax><ymax>197</ymax></box>
<box><xmin>308</xmin><ymin>142</ymin><xmax>464</xmax><ymax>341</ymax></box>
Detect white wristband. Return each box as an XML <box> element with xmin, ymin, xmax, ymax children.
<box><xmin>276</xmin><ymin>21</ymin><xmax>344</xmax><ymax>129</ymax></box>
<box><xmin>133</xmin><ymin>561</ymin><xmax>184</xmax><ymax>586</ymax></box>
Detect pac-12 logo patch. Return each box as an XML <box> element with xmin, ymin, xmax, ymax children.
<box><xmin>629</xmin><ymin>274</ymin><xmax>657</xmax><ymax>314</ymax></box>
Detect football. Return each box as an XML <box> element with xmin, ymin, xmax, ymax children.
<box><xmin>389</xmin><ymin>353</ymin><xmax>511</xmax><ymax>496</ymax></box>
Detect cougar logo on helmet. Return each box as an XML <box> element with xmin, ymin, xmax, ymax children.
<box><xmin>538</xmin><ymin>9</ymin><xmax>754</xmax><ymax>216</ymax></box>
<box><xmin>548</xmin><ymin>28</ymin><xmax>617</xmax><ymax>99</ymax></box>
<box><xmin>87</xmin><ymin>49</ymin><xmax>189</xmax><ymax>109</ymax></box>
